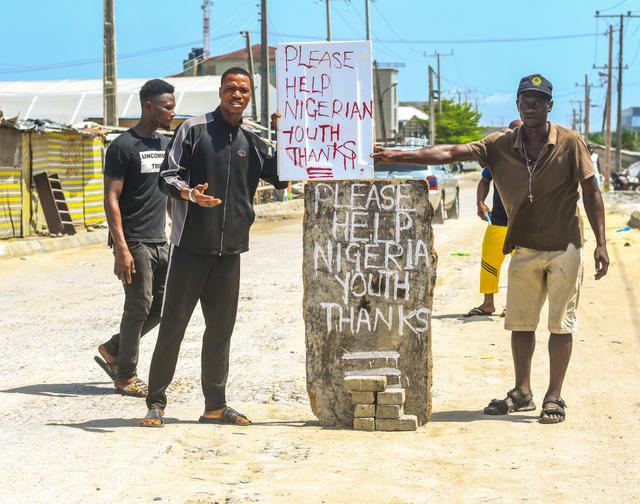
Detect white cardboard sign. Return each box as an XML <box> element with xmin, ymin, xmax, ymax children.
<box><xmin>276</xmin><ymin>40</ymin><xmax>374</xmax><ymax>180</ymax></box>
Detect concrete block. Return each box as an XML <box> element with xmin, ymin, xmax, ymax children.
<box><xmin>343</xmin><ymin>375</ymin><xmax>387</xmax><ymax>392</ymax></box>
<box><xmin>376</xmin><ymin>404</ymin><xmax>403</xmax><ymax>419</ymax></box>
<box><xmin>375</xmin><ymin>415</ymin><xmax>418</xmax><ymax>431</ymax></box>
<box><xmin>377</xmin><ymin>387</ymin><xmax>406</xmax><ymax>405</ymax></box>
<box><xmin>342</xmin><ymin>351</ymin><xmax>400</xmax><ymax>371</ymax></box>
<box><xmin>350</xmin><ymin>391</ymin><xmax>375</xmax><ymax>404</ymax></box>
<box><xmin>353</xmin><ymin>417</ymin><xmax>375</xmax><ymax>431</ymax></box>
<box><xmin>354</xmin><ymin>404</ymin><xmax>376</xmax><ymax>417</ymax></box>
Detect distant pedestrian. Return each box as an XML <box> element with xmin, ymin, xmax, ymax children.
<box><xmin>140</xmin><ymin>68</ymin><xmax>289</xmax><ymax>427</ymax></box>
<box><xmin>465</xmin><ymin>120</ymin><xmax>522</xmax><ymax>318</ymax></box>
<box><xmin>374</xmin><ymin>74</ymin><xmax>609</xmax><ymax>425</ymax></box>
<box><xmin>95</xmin><ymin>79</ymin><xmax>176</xmax><ymax>397</ymax></box>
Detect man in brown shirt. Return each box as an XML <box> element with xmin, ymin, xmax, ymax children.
<box><xmin>373</xmin><ymin>74</ymin><xmax>609</xmax><ymax>425</ymax></box>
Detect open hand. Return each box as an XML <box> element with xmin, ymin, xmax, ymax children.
<box><xmin>190</xmin><ymin>183</ymin><xmax>222</xmax><ymax>208</ymax></box>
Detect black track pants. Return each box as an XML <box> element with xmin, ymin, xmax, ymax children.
<box><xmin>146</xmin><ymin>245</ymin><xmax>241</xmax><ymax>411</ymax></box>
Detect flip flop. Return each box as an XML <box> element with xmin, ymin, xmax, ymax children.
<box><xmin>464</xmin><ymin>307</ymin><xmax>494</xmax><ymax>317</ymax></box>
<box><xmin>94</xmin><ymin>355</ymin><xmax>118</xmax><ymax>381</ymax></box>
<box><xmin>198</xmin><ymin>407</ymin><xmax>252</xmax><ymax>426</ymax></box>
<box><xmin>115</xmin><ymin>378</ymin><xmax>148</xmax><ymax>398</ymax></box>
<box><xmin>139</xmin><ymin>408</ymin><xmax>164</xmax><ymax>428</ymax></box>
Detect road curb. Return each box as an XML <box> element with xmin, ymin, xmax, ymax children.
<box><xmin>0</xmin><ymin>200</ymin><xmax>304</xmax><ymax>260</ymax></box>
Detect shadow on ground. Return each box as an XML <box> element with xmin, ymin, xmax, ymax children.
<box><xmin>47</xmin><ymin>416</ymin><xmax>198</xmax><ymax>433</ymax></box>
<box><xmin>0</xmin><ymin>382</ymin><xmax>111</xmax><ymax>397</ymax></box>
<box><xmin>431</xmin><ymin>313</ymin><xmax>498</xmax><ymax>323</ymax></box>
<box><xmin>430</xmin><ymin>409</ymin><xmax>537</xmax><ymax>423</ymax></box>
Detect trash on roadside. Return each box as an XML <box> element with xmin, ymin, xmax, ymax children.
<box><xmin>450</xmin><ymin>251</ymin><xmax>471</xmax><ymax>256</ymax></box>
<box><xmin>624</xmin><ymin>242</ymin><xmax>631</xmax><ymax>247</ymax></box>
<box><xmin>616</xmin><ymin>226</ymin><xmax>632</xmax><ymax>232</ymax></box>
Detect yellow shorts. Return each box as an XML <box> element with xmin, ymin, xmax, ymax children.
<box><xmin>480</xmin><ymin>224</ymin><xmax>508</xmax><ymax>294</ymax></box>
<box><xmin>505</xmin><ymin>244</ymin><xmax>584</xmax><ymax>334</ymax></box>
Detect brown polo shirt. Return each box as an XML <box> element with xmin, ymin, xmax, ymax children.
<box><xmin>466</xmin><ymin>123</ymin><xmax>595</xmax><ymax>253</ymax></box>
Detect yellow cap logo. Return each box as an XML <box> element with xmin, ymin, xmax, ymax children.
<box><xmin>531</xmin><ymin>76</ymin><xmax>542</xmax><ymax>86</ymax></box>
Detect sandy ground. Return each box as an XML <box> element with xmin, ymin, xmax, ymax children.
<box><xmin>0</xmin><ymin>178</ymin><xmax>639</xmax><ymax>504</ymax></box>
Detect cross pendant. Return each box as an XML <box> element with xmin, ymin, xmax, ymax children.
<box><xmin>528</xmin><ymin>193</ymin><xmax>533</xmax><ymax>202</ymax></box>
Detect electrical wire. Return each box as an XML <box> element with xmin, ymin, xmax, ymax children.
<box><xmin>0</xmin><ymin>33</ymin><xmax>238</xmax><ymax>76</ymax></box>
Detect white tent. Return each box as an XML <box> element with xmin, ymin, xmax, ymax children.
<box><xmin>0</xmin><ymin>75</ymin><xmax>276</xmax><ymax>125</ymax></box>
<box><xmin>398</xmin><ymin>105</ymin><xmax>428</xmax><ymax>123</ymax></box>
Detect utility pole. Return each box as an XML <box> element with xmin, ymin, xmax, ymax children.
<box><xmin>260</xmin><ymin>0</ymin><xmax>269</xmax><ymax>136</ymax></box>
<box><xmin>571</xmin><ymin>109</ymin><xmax>577</xmax><ymax>131</ymax></box>
<box><xmin>325</xmin><ymin>0</ymin><xmax>331</xmax><ymax>41</ymax></box>
<box><xmin>594</xmin><ymin>24</ymin><xmax>615</xmax><ymax>190</ymax></box>
<box><xmin>374</xmin><ymin>60</ymin><xmax>387</xmax><ymax>144</ymax></box>
<box><xmin>364</xmin><ymin>0</ymin><xmax>371</xmax><ymax>40</ymax></box>
<box><xmin>428</xmin><ymin>66</ymin><xmax>436</xmax><ymax>145</ymax></box>
<box><xmin>241</xmin><ymin>31</ymin><xmax>258</xmax><ymax>122</ymax></box>
<box><xmin>595</xmin><ymin>11</ymin><xmax>639</xmax><ymax>173</ymax></box>
<box><xmin>606</xmin><ymin>25</ymin><xmax>613</xmax><ymax>190</ymax></box>
<box><xmin>424</xmin><ymin>50</ymin><xmax>453</xmax><ymax>113</ymax></box>
<box><xmin>571</xmin><ymin>100</ymin><xmax>584</xmax><ymax>135</ymax></box>
<box><xmin>103</xmin><ymin>0</ymin><xmax>118</xmax><ymax>127</ymax></box>
<box><xmin>202</xmin><ymin>0</ymin><xmax>213</xmax><ymax>59</ymax></box>
<box><xmin>576</xmin><ymin>74</ymin><xmax>603</xmax><ymax>141</ymax></box>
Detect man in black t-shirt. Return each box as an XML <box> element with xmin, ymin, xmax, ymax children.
<box><xmin>94</xmin><ymin>79</ymin><xmax>176</xmax><ymax>397</ymax></box>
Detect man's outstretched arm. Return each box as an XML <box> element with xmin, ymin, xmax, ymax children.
<box><xmin>372</xmin><ymin>143</ymin><xmax>476</xmax><ymax>165</ymax></box>
<box><xmin>581</xmin><ymin>175</ymin><xmax>609</xmax><ymax>280</ymax></box>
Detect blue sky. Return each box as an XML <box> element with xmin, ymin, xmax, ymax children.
<box><xmin>1</xmin><ymin>0</ymin><xmax>639</xmax><ymax>129</ymax></box>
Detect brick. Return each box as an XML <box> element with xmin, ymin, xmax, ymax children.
<box><xmin>350</xmin><ymin>391</ymin><xmax>375</xmax><ymax>404</ymax></box>
<box><xmin>376</xmin><ymin>404</ymin><xmax>403</xmax><ymax>419</ymax></box>
<box><xmin>375</xmin><ymin>415</ymin><xmax>418</xmax><ymax>431</ymax></box>
<box><xmin>377</xmin><ymin>387</ymin><xmax>406</xmax><ymax>405</ymax></box>
<box><xmin>343</xmin><ymin>375</ymin><xmax>387</xmax><ymax>392</ymax></box>
<box><xmin>354</xmin><ymin>404</ymin><xmax>376</xmax><ymax>417</ymax></box>
<box><xmin>353</xmin><ymin>417</ymin><xmax>375</xmax><ymax>431</ymax></box>
<box><xmin>341</xmin><ymin>351</ymin><xmax>400</xmax><ymax>371</ymax></box>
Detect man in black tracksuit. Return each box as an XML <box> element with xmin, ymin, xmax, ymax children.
<box><xmin>141</xmin><ymin>67</ymin><xmax>288</xmax><ymax>427</ymax></box>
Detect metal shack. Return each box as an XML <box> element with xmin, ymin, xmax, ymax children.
<box><xmin>0</xmin><ymin>118</ymin><xmax>104</xmax><ymax>239</ymax></box>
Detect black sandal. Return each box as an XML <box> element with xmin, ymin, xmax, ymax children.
<box><xmin>139</xmin><ymin>407</ymin><xmax>164</xmax><ymax>428</ymax></box>
<box><xmin>199</xmin><ymin>407</ymin><xmax>252</xmax><ymax>426</ymax></box>
<box><xmin>484</xmin><ymin>388</ymin><xmax>536</xmax><ymax>415</ymax></box>
<box><xmin>539</xmin><ymin>395</ymin><xmax>567</xmax><ymax>424</ymax></box>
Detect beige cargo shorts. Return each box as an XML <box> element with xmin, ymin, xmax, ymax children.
<box><xmin>505</xmin><ymin>243</ymin><xmax>584</xmax><ymax>334</ymax></box>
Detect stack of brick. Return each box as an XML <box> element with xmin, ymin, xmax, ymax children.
<box><xmin>342</xmin><ymin>351</ymin><xmax>418</xmax><ymax>432</ymax></box>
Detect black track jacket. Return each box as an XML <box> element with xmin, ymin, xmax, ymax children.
<box><xmin>159</xmin><ymin>107</ymin><xmax>287</xmax><ymax>255</ymax></box>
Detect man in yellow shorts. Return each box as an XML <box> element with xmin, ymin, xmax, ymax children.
<box><xmin>465</xmin><ymin>167</ymin><xmax>509</xmax><ymax>317</ymax></box>
<box><xmin>466</xmin><ymin>120</ymin><xmax>522</xmax><ymax>318</ymax></box>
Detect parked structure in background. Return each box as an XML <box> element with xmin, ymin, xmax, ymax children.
<box><xmin>622</xmin><ymin>107</ymin><xmax>640</xmax><ymax>131</ymax></box>
<box><xmin>0</xmin><ymin>119</ymin><xmax>105</xmax><ymax>239</ymax></box>
<box><xmin>397</xmin><ymin>106</ymin><xmax>429</xmax><ymax>141</ymax></box>
<box><xmin>176</xmin><ymin>44</ymin><xmax>277</xmax><ymax>86</ymax></box>
<box><xmin>0</xmin><ymin>77</ymin><xmax>276</xmax><ymax>128</ymax></box>
<box><xmin>373</xmin><ymin>66</ymin><xmax>399</xmax><ymax>143</ymax></box>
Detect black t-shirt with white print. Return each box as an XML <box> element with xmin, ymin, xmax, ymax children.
<box><xmin>104</xmin><ymin>129</ymin><xmax>169</xmax><ymax>243</ymax></box>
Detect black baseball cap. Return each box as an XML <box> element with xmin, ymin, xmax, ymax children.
<box><xmin>517</xmin><ymin>74</ymin><xmax>553</xmax><ymax>99</ymax></box>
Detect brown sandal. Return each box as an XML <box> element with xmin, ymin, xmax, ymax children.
<box><xmin>115</xmin><ymin>378</ymin><xmax>148</xmax><ymax>398</ymax></box>
<box><xmin>484</xmin><ymin>388</ymin><xmax>536</xmax><ymax>415</ymax></box>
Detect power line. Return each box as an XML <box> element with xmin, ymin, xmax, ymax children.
<box><xmin>0</xmin><ymin>34</ymin><xmax>239</xmax><ymax>76</ymax></box>
<box><xmin>253</xmin><ymin>30</ymin><xmax>604</xmax><ymax>44</ymax></box>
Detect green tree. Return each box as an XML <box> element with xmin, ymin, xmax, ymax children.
<box><xmin>588</xmin><ymin>129</ymin><xmax>640</xmax><ymax>151</ymax></box>
<box><xmin>432</xmin><ymin>99</ymin><xmax>484</xmax><ymax>144</ymax></box>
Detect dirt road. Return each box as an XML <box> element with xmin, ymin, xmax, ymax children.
<box><xmin>1</xmin><ymin>179</ymin><xmax>638</xmax><ymax>503</ymax></box>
